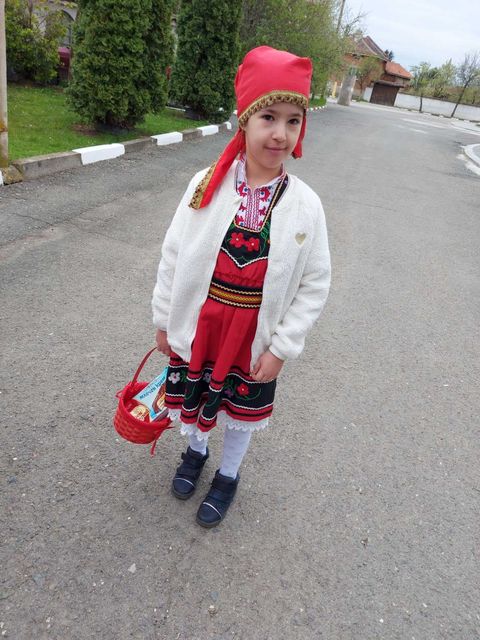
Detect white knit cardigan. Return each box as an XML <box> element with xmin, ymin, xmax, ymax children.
<box><xmin>152</xmin><ymin>160</ymin><xmax>331</xmax><ymax>368</ymax></box>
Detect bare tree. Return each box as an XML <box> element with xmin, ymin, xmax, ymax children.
<box><xmin>410</xmin><ymin>61</ymin><xmax>437</xmax><ymax>113</ymax></box>
<box><xmin>337</xmin><ymin>4</ymin><xmax>365</xmax><ymax>38</ymax></box>
<box><xmin>451</xmin><ymin>51</ymin><xmax>480</xmax><ymax>117</ymax></box>
<box><xmin>468</xmin><ymin>75</ymin><xmax>480</xmax><ymax>105</ymax></box>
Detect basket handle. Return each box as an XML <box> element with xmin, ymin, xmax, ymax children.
<box><xmin>131</xmin><ymin>346</ymin><xmax>160</xmax><ymax>385</ymax></box>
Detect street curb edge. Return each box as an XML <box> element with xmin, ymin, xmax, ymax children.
<box><xmin>463</xmin><ymin>144</ymin><xmax>480</xmax><ymax>168</ymax></box>
<box><xmin>1</xmin><ymin>107</ymin><xmax>325</xmax><ymax>186</ymax></box>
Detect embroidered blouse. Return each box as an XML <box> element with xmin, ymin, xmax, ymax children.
<box><xmin>234</xmin><ymin>153</ymin><xmax>287</xmax><ymax>231</ymax></box>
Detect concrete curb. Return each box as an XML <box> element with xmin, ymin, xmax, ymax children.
<box><xmin>463</xmin><ymin>144</ymin><xmax>480</xmax><ymax>168</ymax></box>
<box><xmin>151</xmin><ymin>131</ymin><xmax>183</xmax><ymax>146</ymax></box>
<box><xmin>123</xmin><ymin>137</ymin><xmax>156</xmax><ymax>154</ymax></box>
<box><xmin>72</xmin><ymin>142</ymin><xmax>125</xmax><ymax>166</ymax></box>
<box><xmin>12</xmin><ymin>151</ymin><xmax>83</xmax><ymax>180</ymax></box>
<box><xmin>2</xmin><ymin>108</ymin><xmax>325</xmax><ymax>186</ymax></box>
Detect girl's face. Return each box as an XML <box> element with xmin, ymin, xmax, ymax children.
<box><xmin>243</xmin><ymin>101</ymin><xmax>304</xmax><ymax>176</ymax></box>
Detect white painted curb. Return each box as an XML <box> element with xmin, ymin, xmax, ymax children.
<box><xmin>464</xmin><ymin>144</ymin><xmax>480</xmax><ymax>167</ymax></box>
<box><xmin>198</xmin><ymin>125</ymin><xmax>219</xmax><ymax>136</ymax></box>
<box><xmin>151</xmin><ymin>131</ymin><xmax>183</xmax><ymax>146</ymax></box>
<box><xmin>4</xmin><ymin>105</ymin><xmax>328</xmax><ymax>186</ymax></box>
<box><xmin>73</xmin><ymin>143</ymin><xmax>125</xmax><ymax>166</ymax></box>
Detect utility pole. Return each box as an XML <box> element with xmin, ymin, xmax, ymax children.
<box><xmin>336</xmin><ymin>0</ymin><xmax>346</xmax><ymax>32</ymax></box>
<box><xmin>331</xmin><ymin>0</ymin><xmax>346</xmax><ymax>99</ymax></box>
<box><xmin>0</xmin><ymin>0</ymin><xmax>8</xmax><ymax>171</ymax></box>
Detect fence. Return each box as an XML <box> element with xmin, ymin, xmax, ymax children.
<box><xmin>362</xmin><ymin>87</ymin><xmax>480</xmax><ymax>121</ymax></box>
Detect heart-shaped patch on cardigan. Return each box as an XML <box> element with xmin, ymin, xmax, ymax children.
<box><xmin>295</xmin><ymin>232</ymin><xmax>306</xmax><ymax>245</ymax></box>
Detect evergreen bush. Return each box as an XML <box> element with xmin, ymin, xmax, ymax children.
<box><xmin>68</xmin><ymin>0</ymin><xmax>174</xmax><ymax>128</ymax></box>
<box><xmin>6</xmin><ymin>0</ymin><xmax>66</xmax><ymax>84</ymax></box>
<box><xmin>170</xmin><ymin>0</ymin><xmax>241</xmax><ymax>122</ymax></box>
<box><xmin>141</xmin><ymin>0</ymin><xmax>175</xmax><ymax>113</ymax></box>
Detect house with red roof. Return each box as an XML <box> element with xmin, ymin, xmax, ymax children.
<box><xmin>370</xmin><ymin>58</ymin><xmax>412</xmax><ymax>105</ymax></box>
<box><xmin>331</xmin><ymin>35</ymin><xmax>412</xmax><ymax>106</ymax></box>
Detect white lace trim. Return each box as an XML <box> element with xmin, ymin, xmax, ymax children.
<box><xmin>168</xmin><ymin>408</ymin><xmax>182</xmax><ymax>422</ymax></box>
<box><xmin>168</xmin><ymin>408</ymin><xmax>269</xmax><ymax>441</ymax></box>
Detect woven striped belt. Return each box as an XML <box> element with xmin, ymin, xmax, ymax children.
<box><xmin>208</xmin><ymin>277</ymin><xmax>263</xmax><ymax>309</ymax></box>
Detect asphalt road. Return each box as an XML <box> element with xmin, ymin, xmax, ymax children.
<box><xmin>1</xmin><ymin>102</ymin><xmax>479</xmax><ymax>640</ymax></box>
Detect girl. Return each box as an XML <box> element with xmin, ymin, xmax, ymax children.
<box><xmin>152</xmin><ymin>46</ymin><xmax>331</xmax><ymax>528</ymax></box>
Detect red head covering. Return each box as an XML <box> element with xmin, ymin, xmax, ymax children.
<box><xmin>189</xmin><ymin>46</ymin><xmax>313</xmax><ymax>209</ymax></box>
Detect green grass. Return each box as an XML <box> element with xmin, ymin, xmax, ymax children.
<box><xmin>8</xmin><ymin>84</ymin><xmax>210</xmax><ymax>161</ymax></box>
<box><xmin>309</xmin><ymin>96</ymin><xmax>327</xmax><ymax>107</ymax></box>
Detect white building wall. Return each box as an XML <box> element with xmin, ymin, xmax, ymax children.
<box><xmin>363</xmin><ymin>87</ymin><xmax>373</xmax><ymax>101</ymax></box>
<box><xmin>394</xmin><ymin>93</ymin><xmax>480</xmax><ymax>120</ymax></box>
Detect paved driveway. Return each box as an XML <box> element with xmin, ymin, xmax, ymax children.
<box><xmin>1</xmin><ymin>103</ymin><xmax>479</xmax><ymax>639</ymax></box>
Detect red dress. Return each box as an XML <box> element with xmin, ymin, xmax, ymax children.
<box><xmin>165</xmin><ymin>174</ymin><xmax>287</xmax><ymax>438</ymax></box>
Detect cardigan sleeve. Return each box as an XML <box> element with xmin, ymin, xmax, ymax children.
<box><xmin>151</xmin><ymin>171</ymin><xmax>206</xmax><ymax>331</ymax></box>
<box><xmin>269</xmin><ymin>200</ymin><xmax>331</xmax><ymax>361</ymax></box>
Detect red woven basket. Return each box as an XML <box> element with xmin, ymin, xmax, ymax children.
<box><xmin>114</xmin><ymin>347</ymin><xmax>173</xmax><ymax>455</ymax></box>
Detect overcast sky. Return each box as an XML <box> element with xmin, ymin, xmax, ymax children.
<box><xmin>345</xmin><ymin>0</ymin><xmax>480</xmax><ymax>70</ymax></box>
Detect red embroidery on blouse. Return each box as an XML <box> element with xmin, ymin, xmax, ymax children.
<box><xmin>234</xmin><ymin>154</ymin><xmax>286</xmax><ymax>231</ymax></box>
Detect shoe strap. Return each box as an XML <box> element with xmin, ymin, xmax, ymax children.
<box><xmin>176</xmin><ymin>451</ymin><xmax>208</xmax><ymax>478</ymax></box>
<box><xmin>181</xmin><ymin>450</ymin><xmax>208</xmax><ymax>468</ymax></box>
<box><xmin>175</xmin><ymin>466</ymin><xmax>201</xmax><ymax>480</ymax></box>
<box><xmin>211</xmin><ymin>474</ymin><xmax>237</xmax><ymax>494</ymax></box>
<box><xmin>206</xmin><ymin>484</ymin><xmax>237</xmax><ymax>506</ymax></box>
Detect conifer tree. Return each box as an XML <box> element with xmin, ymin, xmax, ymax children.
<box><xmin>68</xmin><ymin>0</ymin><xmax>174</xmax><ymax>128</ymax></box>
<box><xmin>170</xmin><ymin>0</ymin><xmax>241</xmax><ymax>122</ymax></box>
<box><xmin>6</xmin><ymin>0</ymin><xmax>67</xmax><ymax>85</ymax></box>
<box><xmin>141</xmin><ymin>0</ymin><xmax>175</xmax><ymax>113</ymax></box>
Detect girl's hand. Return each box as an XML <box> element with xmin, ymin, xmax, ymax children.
<box><xmin>250</xmin><ymin>350</ymin><xmax>284</xmax><ymax>383</ymax></box>
<box><xmin>155</xmin><ymin>329</ymin><xmax>172</xmax><ymax>357</ymax></box>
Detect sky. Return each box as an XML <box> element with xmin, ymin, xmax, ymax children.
<box><xmin>344</xmin><ymin>0</ymin><xmax>480</xmax><ymax>71</ymax></box>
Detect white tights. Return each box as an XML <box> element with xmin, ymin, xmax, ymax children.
<box><xmin>188</xmin><ymin>428</ymin><xmax>252</xmax><ymax>479</ymax></box>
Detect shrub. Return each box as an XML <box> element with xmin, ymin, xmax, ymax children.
<box><xmin>67</xmin><ymin>0</ymin><xmax>174</xmax><ymax>129</ymax></box>
<box><xmin>141</xmin><ymin>0</ymin><xmax>175</xmax><ymax>114</ymax></box>
<box><xmin>6</xmin><ymin>0</ymin><xmax>66</xmax><ymax>84</ymax></box>
<box><xmin>169</xmin><ymin>0</ymin><xmax>241</xmax><ymax>122</ymax></box>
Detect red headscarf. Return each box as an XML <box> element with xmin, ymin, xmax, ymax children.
<box><xmin>189</xmin><ymin>46</ymin><xmax>313</xmax><ymax>209</ymax></box>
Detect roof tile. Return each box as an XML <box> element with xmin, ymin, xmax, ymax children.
<box><xmin>385</xmin><ymin>61</ymin><xmax>412</xmax><ymax>79</ymax></box>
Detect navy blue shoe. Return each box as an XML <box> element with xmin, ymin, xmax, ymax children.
<box><xmin>171</xmin><ymin>447</ymin><xmax>209</xmax><ymax>500</ymax></box>
<box><xmin>196</xmin><ymin>470</ymin><xmax>239</xmax><ymax>528</ymax></box>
